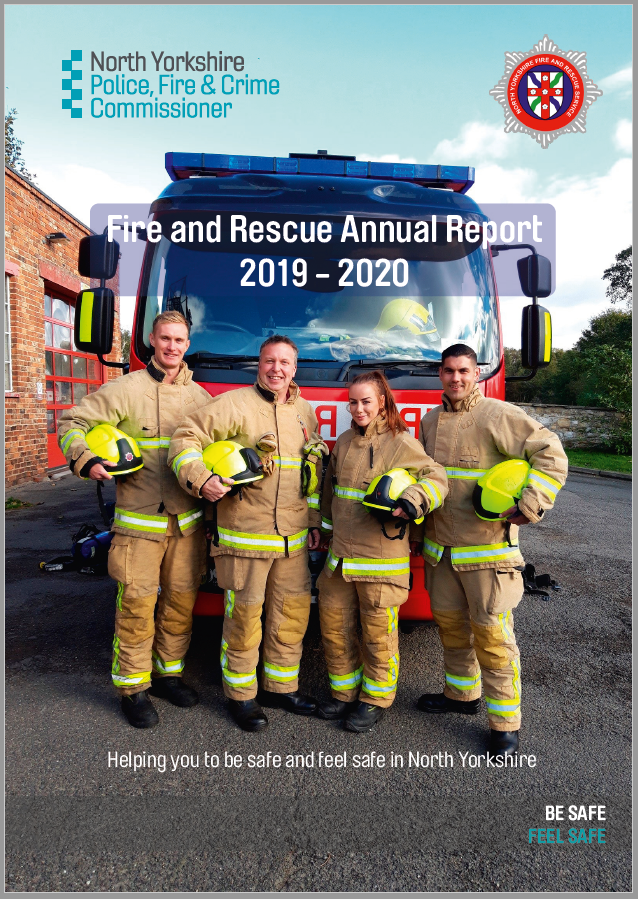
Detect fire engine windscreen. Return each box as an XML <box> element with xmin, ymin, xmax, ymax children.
<box><xmin>138</xmin><ymin>213</ymin><xmax>500</xmax><ymax>366</ymax></box>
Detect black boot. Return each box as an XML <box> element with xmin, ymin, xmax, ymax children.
<box><xmin>316</xmin><ymin>698</ymin><xmax>359</xmax><ymax>720</ymax></box>
<box><xmin>344</xmin><ymin>701</ymin><xmax>385</xmax><ymax>733</ymax></box>
<box><xmin>258</xmin><ymin>690</ymin><xmax>317</xmax><ymax>716</ymax></box>
<box><xmin>417</xmin><ymin>692</ymin><xmax>480</xmax><ymax>715</ymax></box>
<box><xmin>488</xmin><ymin>729</ymin><xmax>519</xmax><ymax>758</ymax></box>
<box><xmin>228</xmin><ymin>699</ymin><xmax>268</xmax><ymax>732</ymax></box>
<box><xmin>150</xmin><ymin>676</ymin><xmax>199</xmax><ymax>707</ymax></box>
<box><xmin>121</xmin><ymin>691</ymin><xmax>159</xmax><ymax>729</ymax></box>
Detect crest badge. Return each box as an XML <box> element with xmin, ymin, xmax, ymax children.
<box><xmin>490</xmin><ymin>34</ymin><xmax>602</xmax><ymax>148</ymax></box>
<box><xmin>125</xmin><ymin>452</ymin><xmax>134</xmax><ymax>462</ymax></box>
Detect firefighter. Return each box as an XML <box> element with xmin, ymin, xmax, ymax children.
<box><xmin>168</xmin><ymin>335</ymin><xmax>325</xmax><ymax>733</ymax></box>
<box><xmin>416</xmin><ymin>343</ymin><xmax>568</xmax><ymax>757</ymax></box>
<box><xmin>316</xmin><ymin>371</ymin><xmax>448</xmax><ymax>733</ymax></box>
<box><xmin>57</xmin><ymin>311</ymin><xmax>212</xmax><ymax>729</ymax></box>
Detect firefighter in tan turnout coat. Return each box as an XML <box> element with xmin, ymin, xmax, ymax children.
<box><xmin>417</xmin><ymin>344</ymin><xmax>568</xmax><ymax>757</ymax></box>
<box><xmin>168</xmin><ymin>335</ymin><xmax>324</xmax><ymax>732</ymax></box>
<box><xmin>57</xmin><ymin>312</ymin><xmax>212</xmax><ymax>728</ymax></box>
<box><xmin>316</xmin><ymin>371</ymin><xmax>448</xmax><ymax>733</ymax></box>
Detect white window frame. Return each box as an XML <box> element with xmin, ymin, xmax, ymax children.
<box><xmin>5</xmin><ymin>274</ymin><xmax>12</xmax><ymax>392</ymax></box>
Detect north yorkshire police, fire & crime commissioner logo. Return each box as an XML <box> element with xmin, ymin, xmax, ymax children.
<box><xmin>490</xmin><ymin>35</ymin><xmax>602</xmax><ymax>148</ymax></box>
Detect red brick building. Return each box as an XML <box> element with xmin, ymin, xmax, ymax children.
<box><xmin>5</xmin><ymin>166</ymin><xmax>122</xmax><ymax>487</ymax></box>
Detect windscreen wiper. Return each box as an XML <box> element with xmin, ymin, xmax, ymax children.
<box><xmin>185</xmin><ymin>352</ymin><xmax>257</xmax><ymax>367</ymax></box>
<box><xmin>337</xmin><ymin>358</ymin><xmax>440</xmax><ymax>381</ymax></box>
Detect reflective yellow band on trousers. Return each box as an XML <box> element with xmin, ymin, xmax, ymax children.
<box><xmin>152</xmin><ymin>651</ymin><xmax>184</xmax><ymax>675</ymax></box>
<box><xmin>446</xmin><ymin>670</ymin><xmax>481</xmax><ymax>691</ymax></box>
<box><xmin>224</xmin><ymin>589</ymin><xmax>235</xmax><ymax>619</ymax></box>
<box><xmin>112</xmin><ymin>635</ymin><xmax>151</xmax><ymax>687</ymax></box>
<box><xmin>307</xmin><ymin>493</ymin><xmax>320</xmax><ymax>510</ymax></box>
<box><xmin>485</xmin><ymin>696</ymin><xmax>521</xmax><ymax>717</ymax></box>
<box><xmin>329</xmin><ymin>665</ymin><xmax>363</xmax><ymax>691</ymax></box>
<box><xmin>526</xmin><ymin>469</ymin><xmax>562</xmax><ymax>501</ymax></box>
<box><xmin>172</xmin><ymin>448</ymin><xmax>204</xmax><ymax>475</ymax></box>
<box><xmin>263</xmin><ymin>661</ymin><xmax>299</xmax><ymax>682</ymax></box>
<box><xmin>445</xmin><ymin>468</ymin><xmax>487</xmax><ymax>479</ymax></box>
<box><xmin>334</xmin><ymin>484</ymin><xmax>366</xmax><ymax>501</ymax></box>
<box><xmin>451</xmin><ymin>542</ymin><xmax>521</xmax><ymax>565</ymax></box>
<box><xmin>60</xmin><ymin>429</ymin><xmax>85</xmax><ymax>454</ymax></box>
<box><xmin>362</xmin><ymin>653</ymin><xmax>399</xmax><ymax>697</ymax></box>
<box><xmin>217</xmin><ymin>527</ymin><xmax>308</xmax><ymax>553</ymax></box>
<box><xmin>387</xmin><ymin>606</ymin><xmax>398</xmax><ymax>633</ymax></box>
<box><xmin>220</xmin><ymin>640</ymin><xmax>257</xmax><ymax>687</ymax></box>
<box><xmin>137</xmin><ymin>436</ymin><xmax>171</xmax><ymax>449</ymax></box>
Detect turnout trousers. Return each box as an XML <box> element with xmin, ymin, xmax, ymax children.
<box><xmin>107</xmin><ymin>516</ymin><xmax>207</xmax><ymax>695</ymax></box>
<box><xmin>317</xmin><ymin>562</ymin><xmax>406</xmax><ymax>709</ymax></box>
<box><xmin>425</xmin><ymin>549</ymin><xmax>523</xmax><ymax>732</ymax></box>
<box><xmin>215</xmin><ymin>550</ymin><xmax>312</xmax><ymax>700</ymax></box>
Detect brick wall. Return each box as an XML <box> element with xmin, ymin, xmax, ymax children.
<box><xmin>5</xmin><ymin>166</ymin><xmax>122</xmax><ymax>487</ymax></box>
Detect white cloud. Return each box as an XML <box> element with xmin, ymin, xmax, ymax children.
<box><xmin>599</xmin><ymin>66</ymin><xmax>632</xmax><ymax>95</ymax></box>
<box><xmin>430</xmin><ymin>122</ymin><xmax>514</xmax><ymax>164</ymax></box>
<box><xmin>614</xmin><ymin>118</ymin><xmax>632</xmax><ymax>154</ymax></box>
<box><xmin>33</xmin><ymin>163</ymin><xmax>155</xmax><ymax>228</ymax></box>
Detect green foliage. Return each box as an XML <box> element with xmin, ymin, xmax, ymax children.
<box><xmin>602</xmin><ymin>246</ymin><xmax>632</xmax><ymax>308</ymax></box>
<box><xmin>4</xmin><ymin>108</ymin><xmax>35</xmax><ymax>182</ymax></box>
<box><xmin>5</xmin><ymin>497</ymin><xmax>32</xmax><ymax>511</ymax></box>
<box><xmin>121</xmin><ymin>329</ymin><xmax>131</xmax><ymax>363</ymax></box>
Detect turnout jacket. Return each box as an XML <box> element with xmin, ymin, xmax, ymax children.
<box><xmin>320</xmin><ymin>416</ymin><xmax>449</xmax><ymax>588</ymax></box>
<box><xmin>168</xmin><ymin>381</ymin><xmax>322</xmax><ymax>559</ymax></box>
<box><xmin>57</xmin><ymin>358</ymin><xmax>212</xmax><ymax>540</ymax></box>
<box><xmin>419</xmin><ymin>386</ymin><xmax>568</xmax><ymax>572</ymax></box>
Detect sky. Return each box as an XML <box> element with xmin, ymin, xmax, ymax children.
<box><xmin>5</xmin><ymin>4</ymin><xmax>632</xmax><ymax>348</ymax></box>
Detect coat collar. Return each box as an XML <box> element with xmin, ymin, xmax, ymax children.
<box><xmin>254</xmin><ymin>378</ymin><xmax>300</xmax><ymax>405</ymax></box>
<box><xmin>353</xmin><ymin>414</ymin><xmax>390</xmax><ymax>437</ymax></box>
<box><xmin>441</xmin><ymin>384</ymin><xmax>483</xmax><ymax>413</ymax></box>
<box><xmin>146</xmin><ymin>356</ymin><xmax>192</xmax><ymax>386</ymax></box>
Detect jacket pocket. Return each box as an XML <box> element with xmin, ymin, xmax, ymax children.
<box><xmin>139</xmin><ymin>419</ymin><xmax>159</xmax><ymax>438</ymax></box>
<box><xmin>458</xmin><ymin>444</ymin><xmax>480</xmax><ymax>468</ymax></box>
<box><xmin>108</xmin><ymin>534</ymin><xmax>132</xmax><ymax>584</ymax></box>
<box><xmin>214</xmin><ymin>555</ymin><xmax>246</xmax><ymax>592</ymax></box>
<box><xmin>277</xmin><ymin>594</ymin><xmax>311</xmax><ymax>644</ymax></box>
<box><xmin>487</xmin><ymin>570</ymin><xmax>524</xmax><ymax>614</ymax></box>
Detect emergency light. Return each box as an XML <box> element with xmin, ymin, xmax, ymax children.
<box><xmin>165</xmin><ymin>152</ymin><xmax>475</xmax><ymax>193</ymax></box>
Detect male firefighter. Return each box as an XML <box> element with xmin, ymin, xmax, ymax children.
<box><xmin>416</xmin><ymin>344</ymin><xmax>568</xmax><ymax>757</ymax></box>
<box><xmin>168</xmin><ymin>335</ymin><xmax>325</xmax><ymax>732</ymax></box>
<box><xmin>57</xmin><ymin>311</ymin><xmax>212</xmax><ymax>729</ymax></box>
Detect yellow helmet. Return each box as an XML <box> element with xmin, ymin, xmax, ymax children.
<box><xmin>202</xmin><ymin>440</ymin><xmax>263</xmax><ymax>485</ymax></box>
<box><xmin>473</xmin><ymin>459</ymin><xmax>531</xmax><ymax>521</ymax></box>
<box><xmin>362</xmin><ymin>468</ymin><xmax>425</xmax><ymax>526</ymax></box>
<box><xmin>85</xmin><ymin>424</ymin><xmax>143</xmax><ymax>475</ymax></box>
<box><xmin>374</xmin><ymin>299</ymin><xmax>438</xmax><ymax>337</ymax></box>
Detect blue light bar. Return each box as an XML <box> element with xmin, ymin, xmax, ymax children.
<box><xmin>165</xmin><ymin>152</ymin><xmax>475</xmax><ymax>193</ymax></box>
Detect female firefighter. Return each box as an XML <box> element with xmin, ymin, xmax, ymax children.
<box><xmin>316</xmin><ymin>371</ymin><xmax>448</xmax><ymax>732</ymax></box>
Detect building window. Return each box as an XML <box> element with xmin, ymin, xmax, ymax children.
<box><xmin>5</xmin><ymin>274</ymin><xmax>12</xmax><ymax>391</ymax></box>
<box><xmin>44</xmin><ymin>290</ymin><xmax>103</xmax><ymax>434</ymax></box>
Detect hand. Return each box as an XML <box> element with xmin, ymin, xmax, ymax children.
<box><xmin>88</xmin><ymin>460</ymin><xmax>117</xmax><ymax>481</ymax></box>
<box><xmin>308</xmin><ymin>528</ymin><xmax>321</xmax><ymax>550</ymax></box>
<box><xmin>503</xmin><ymin>505</ymin><xmax>530</xmax><ymax>526</ymax></box>
<box><xmin>410</xmin><ymin>540</ymin><xmax>421</xmax><ymax>556</ymax></box>
<box><xmin>201</xmin><ymin>474</ymin><xmax>235</xmax><ymax>502</ymax></box>
<box><xmin>392</xmin><ymin>507</ymin><xmax>410</xmax><ymax>520</ymax></box>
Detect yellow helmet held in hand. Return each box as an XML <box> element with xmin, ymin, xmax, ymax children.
<box><xmin>362</xmin><ymin>468</ymin><xmax>425</xmax><ymax>525</ymax></box>
<box><xmin>374</xmin><ymin>299</ymin><xmax>438</xmax><ymax>337</ymax></box>
<box><xmin>473</xmin><ymin>459</ymin><xmax>531</xmax><ymax>521</ymax></box>
<box><xmin>202</xmin><ymin>440</ymin><xmax>264</xmax><ymax>485</ymax></box>
<box><xmin>85</xmin><ymin>424</ymin><xmax>143</xmax><ymax>475</ymax></box>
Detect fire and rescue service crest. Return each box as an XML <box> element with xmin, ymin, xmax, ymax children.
<box><xmin>490</xmin><ymin>35</ymin><xmax>602</xmax><ymax>148</ymax></box>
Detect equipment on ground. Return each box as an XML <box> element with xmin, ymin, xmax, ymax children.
<box><xmin>472</xmin><ymin>459</ymin><xmax>531</xmax><ymax>521</ymax></box>
<box><xmin>40</xmin><ymin>523</ymin><xmax>114</xmax><ymax>575</ymax></box>
<box><xmin>85</xmin><ymin>424</ymin><xmax>143</xmax><ymax>475</ymax></box>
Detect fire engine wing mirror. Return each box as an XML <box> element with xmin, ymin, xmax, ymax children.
<box><xmin>74</xmin><ymin>287</ymin><xmax>115</xmax><ymax>355</ymax></box>
<box><xmin>517</xmin><ymin>253</ymin><xmax>552</xmax><ymax>299</ymax></box>
<box><xmin>78</xmin><ymin>234</ymin><xmax>120</xmax><ymax>280</ymax></box>
<box><xmin>521</xmin><ymin>304</ymin><xmax>552</xmax><ymax>369</ymax></box>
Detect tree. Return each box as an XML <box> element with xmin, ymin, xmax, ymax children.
<box><xmin>602</xmin><ymin>246</ymin><xmax>632</xmax><ymax>308</ymax></box>
<box><xmin>120</xmin><ymin>329</ymin><xmax>131</xmax><ymax>363</ymax></box>
<box><xmin>4</xmin><ymin>108</ymin><xmax>35</xmax><ymax>182</ymax></box>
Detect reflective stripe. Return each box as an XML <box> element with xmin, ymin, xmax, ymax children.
<box><xmin>178</xmin><ymin>507</ymin><xmax>204</xmax><ymax>531</ymax></box>
<box><xmin>116</xmin><ymin>582</ymin><xmax>124</xmax><ymax>611</ymax></box>
<box><xmin>511</xmin><ymin>657</ymin><xmax>521</xmax><ymax>702</ymax></box>
<box><xmin>114</xmin><ymin>507</ymin><xmax>168</xmax><ymax>533</ymax></box>
<box><xmin>445</xmin><ymin>670</ymin><xmax>481</xmax><ymax>691</ymax></box>
<box><xmin>334</xmin><ymin>484</ymin><xmax>366</xmax><ymax>501</ymax></box>
<box><xmin>423</xmin><ymin>538</ymin><xmax>445</xmax><ymax>563</ymax></box>
<box><xmin>138</xmin><ymin>437</ymin><xmax>171</xmax><ymax>449</ymax></box>
<box><xmin>445</xmin><ymin>468</ymin><xmax>487</xmax><ymax>479</ymax></box>
<box><xmin>60</xmin><ymin>429</ymin><xmax>85</xmax><ymax>454</ymax></box>
<box><xmin>326</xmin><ymin>548</ymin><xmax>339</xmax><ymax>571</ymax></box>
<box><xmin>217</xmin><ymin>527</ymin><xmax>308</xmax><ymax>553</ymax></box>
<box><xmin>112</xmin><ymin>634</ymin><xmax>121</xmax><ymax>675</ymax></box>
<box><xmin>498</xmin><ymin>610</ymin><xmax>514</xmax><ymax>641</ymax></box>
<box><xmin>273</xmin><ymin>455</ymin><xmax>302</xmax><ymax>470</ymax></box>
<box><xmin>307</xmin><ymin>493</ymin><xmax>320</xmax><ymax>510</ymax></box>
<box><xmin>485</xmin><ymin>696</ymin><xmax>521</xmax><ymax>716</ymax></box>
<box><xmin>527</xmin><ymin>469</ymin><xmax>562</xmax><ymax>501</ymax></box>
<box><xmin>451</xmin><ymin>542</ymin><xmax>521</xmax><ymax>565</ymax></box>
<box><xmin>329</xmin><ymin>665</ymin><xmax>363</xmax><ymax>691</ymax></box>
<box><xmin>152</xmin><ymin>651</ymin><xmax>184</xmax><ymax>674</ymax></box>
<box><xmin>224</xmin><ymin>590</ymin><xmax>235</xmax><ymax>619</ymax></box>
<box><xmin>172</xmin><ymin>448</ymin><xmax>204</xmax><ymax>475</ymax></box>
<box><xmin>321</xmin><ymin>516</ymin><xmax>333</xmax><ymax>532</ymax></box>
<box><xmin>112</xmin><ymin>671</ymin><xmax>152</xmax><ymax>687</ymax></box>
<box><xmin>387</xmin><ymin>606</ymin><xmax>398</xmax><ymax>634</ymax></box>
<box><xmin>418</xmin><ymin>478</ymin><xmax>443</xmax><ymax>511</ymax></box>
<box><xmin>362</xmin><ymin>654</ymin><xmax>399</xmax><ymax>697</ymax></box>
<box><xmin>263</xmin><ymin>661</ymin><xmax>299</xmax><ymax>682</ymax></box>
<box><xmin>220</xmin><ymin>639</ymin><xmax>257</xmax><ymax>687</ymax></box>
<box><xmin>343</xmin><ymin>557</ymin><xmax>409</xmax><ymax>578</ymax></box>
